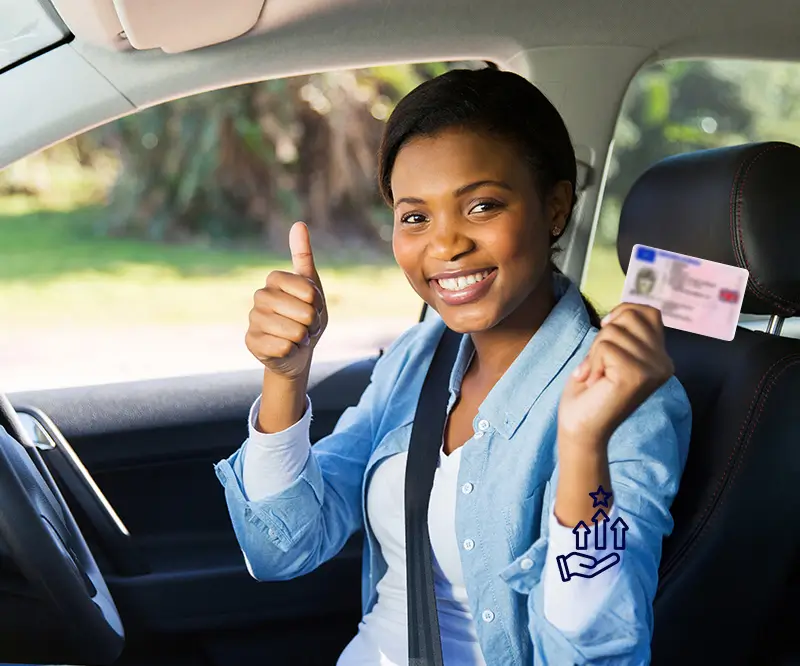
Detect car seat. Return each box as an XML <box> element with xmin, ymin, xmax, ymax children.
<box><xmin>617</xmin><ymin>142</ymin><xmax>800</xmax><ymax>665</ymax></box>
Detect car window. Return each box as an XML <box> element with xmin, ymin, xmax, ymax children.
<box><xmin>0</xmin><ymin>61</ymin><xmax>485</xmax><ymax>392</ymax></box>
<box><xmin>581</xmin><ymin>58</ymin><xmax>800</xmax><ymax>339</ymax></box>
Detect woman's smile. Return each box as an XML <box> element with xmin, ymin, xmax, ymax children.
<box><xmin>429</xmin><ymin>267</ymin><xmax>498</xmax><ymax>305</ymax></box>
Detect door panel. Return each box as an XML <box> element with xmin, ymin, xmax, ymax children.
<box><xmin>7</xmin><ymin>356</ymin><xmax>378</xmax><ymax>665</ymax></box>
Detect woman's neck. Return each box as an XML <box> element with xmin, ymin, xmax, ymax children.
<box><xmin>468</xmin><ymin>273</ymin><xmax>555</xmax><ymax>381</ymax></box>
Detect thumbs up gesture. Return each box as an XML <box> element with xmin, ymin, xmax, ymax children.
<box><xmin>246</xmin><ymin>222</ymin><xmax>328</xmax><ymax>379</ymax></box>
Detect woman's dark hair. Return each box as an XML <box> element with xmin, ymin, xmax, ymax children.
<box><xmin>377</xmin><ymin>67</ymin><xmax>602</xmax><ymax>327</ymax></box>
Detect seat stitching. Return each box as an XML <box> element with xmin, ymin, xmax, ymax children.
<box><xmin>730</xmin><ymin>143</ymin><xmax>797</xmax><ymax>314</ymax></box>
<box><xmin>659</xmin><ymin>353</ymin><xmax>800</xmax><ymax>582</ymax></box>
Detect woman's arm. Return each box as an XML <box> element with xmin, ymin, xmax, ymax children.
<box><xmin>528</xmin><ymin>379</ymin><xmax>691</xmax><ymax>664</ymax></box>
<box><xmin>540</xmin><ymin>437</ymin><xmax>623</xmax><ymax>636</ymax></box>
<box><xmin>526</xmin><ymin>303</ymin><xmax>690</xmax><ymax>663</ymax></box>
<box><xmin>554</xmin><ymin>432</ymin><xmax>613</xmax><ymax>525</ymax></box>
<box><xmin>214</xmin><ymin>321</ymin><xmax>423</xmax><ymax>582</ymax></box>
<box><xmin>256</xmin><ymin>365</ymin><xmax>310</xmax><ymax>434</ymax></box>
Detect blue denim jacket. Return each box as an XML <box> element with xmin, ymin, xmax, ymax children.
<box><xmin>215</xmin><ymin>274</ymin><xmax>692</xmax><ymax>665</ymax></box>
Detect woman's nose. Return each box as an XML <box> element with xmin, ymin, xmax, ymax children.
<box><xmin>427</xmin><ymin>217</ymin><xmax>473</xmax><ymax>260</ymax></box>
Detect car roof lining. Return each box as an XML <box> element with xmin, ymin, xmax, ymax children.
<box><xmin>44</xmin><ymin>0</ymin><xmax>800</xmax><ymax>61</ymax></box>
<box><xmin>5</xmin><ymin>0</ymin><xmax>800</xmax><ymax>168</ymax></box>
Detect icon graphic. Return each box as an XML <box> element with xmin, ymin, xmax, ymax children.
<box><xmin>589</xmin><ymin>484</ymin><xmax>612</xmax><ymax>508</ymax></box>
<box><xmin>572</xmin><ymin>521</ymin><xmax>590</xmax><ymax>550</ymax></box>
<box><xmin>611</xmin><ymin>516</ymin><xmax>629</xmax><ymax>550</ymax></box>
<box><xmin>557</xmin><ymin>552</ymin><xmax>620</xmax><ymax>582</ymax></box>
<box><xmin>593</xmin><ymin>509</ymin><xmax>608</xmax><ymax>549</ymax></box>
<box><xmin>559</xmin><ymin>485</ymin><xmax>629</xmax><ymax>583</ymax></box>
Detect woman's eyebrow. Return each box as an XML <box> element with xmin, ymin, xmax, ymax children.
<box><xmin>394</xmin><ymin>196</ymin><xmax>426</xmax><ymax>208</ymax></box>
<box><xmin>394</xmin><ymin>180</ymin><xmax>513</xmax><ymax>209</ymax></box>
<box><xmin>455</xmin><ymin>180</ymin><xmax>513</xmax><ymax>196</ymax></box>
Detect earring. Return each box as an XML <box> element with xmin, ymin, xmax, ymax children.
<box><xmin>551</xmin><ymin>226</ymin><xmax>561</xmax><ymax>236</ymax></box>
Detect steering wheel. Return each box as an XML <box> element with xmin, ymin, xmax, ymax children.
<box><xmin>0</xmin><ymin>392</ymin><xmax>124</xmax><ymax>664</ymax></box>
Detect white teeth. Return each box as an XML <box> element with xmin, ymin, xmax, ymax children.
<box><xmin>437</xmin><ymin>270</ymin><xmax>490</xmax><ymax>292</ymax></box>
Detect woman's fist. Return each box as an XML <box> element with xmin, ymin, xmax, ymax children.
<box><xmin>558</xmin><ymin>303</ymin><xmax>674</xmax><ymax>446</ymax></box>
<box><xmin>246</xmin><ymin>222</ymin><xmax>328</xmax><ymax>379</ymax></box>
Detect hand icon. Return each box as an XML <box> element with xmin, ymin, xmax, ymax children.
<box><xmin>557</xmin><ymin>551</ymin><xmax>621</xmax><ymax>582</ymax></box>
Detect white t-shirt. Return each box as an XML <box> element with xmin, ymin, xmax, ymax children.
<box><xmin>337</xmin><ymin>447</ymin><xmax>486</xmax><ymax>666</ymax></box>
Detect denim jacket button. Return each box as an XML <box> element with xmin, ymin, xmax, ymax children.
<box><xmin>477</xmin><ymin>419</ymin><xmax>490</xmax><ymax>431</ymax></box>
<box><xmin>520</xmin><ymin>557</ymin><xmax>534</xmax><ymax>571</ymax></box>
<box><xmin>463</xmin><ymin>538</ymin><xmax>475</xmax><ymax>551</ymax></box>
<box><xmin>482</xmin><ymin>609</ymin><xmax>495</xmax><ymax>623</ymax></box>
<box><xmin>267</xmin><ymin>528</ymin><xmax>277</xmax><ymax>539</ymax></box>
<box><xmin>461</xmin><ymin>482</ymin><xmax>474</xmax><ymax>494</ymax></box>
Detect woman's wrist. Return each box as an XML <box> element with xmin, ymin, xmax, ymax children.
<box><xmin>554</xmin><ymin>431</ymin><xmax>612</xmax><ymax>527</ymax></box>
<box><xmin>257</xmin><ymin>367</ymin><xmax>310</xmax><ymax>434</ymax></box>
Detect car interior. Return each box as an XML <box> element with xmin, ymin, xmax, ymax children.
<box><xmin>0</xmin><ymin>0</ymin><xmax>798</xmax><ymax>665</ymax></box>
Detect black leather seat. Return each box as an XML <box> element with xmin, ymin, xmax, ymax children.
<box><xmin>616</xmin><ymin>142</ymin><xmax>800</xmax><ymax>666</ymax></box>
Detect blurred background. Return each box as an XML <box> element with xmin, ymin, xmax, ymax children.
<box><xmin>2</xmin><ymin>58</ymin><xmax>799</xmax><ymax>391</ymax></box>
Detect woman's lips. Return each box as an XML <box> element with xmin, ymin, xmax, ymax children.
<box><xmin>430</xmin><ymin>268</ymin><xmax>498</xmax><ymax>306</ymax></box>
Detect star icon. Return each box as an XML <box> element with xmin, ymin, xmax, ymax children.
<box><xmin>589</xmin><ymin>484</ymin><xmax>613</xmax><ymax>508</ymax></box>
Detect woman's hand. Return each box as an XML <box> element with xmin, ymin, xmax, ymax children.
<box><xmin>246</xmin><ymin>222</ymin><xmax>328</xmax><ymax>380</ymax></box>
<box><xmin>558</xmin><ymin>303</ymin><xmax>674</xmax><ymax>447</ymax></box>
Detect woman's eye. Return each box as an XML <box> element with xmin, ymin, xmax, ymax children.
<box><xmin>469</xmin><ymin>200</ymin><xmax>501</xmax><ymax>215</ymax></box>
<box><xmin>400</xmin><ymin>213</ymin><xmax>428</xmax><ymax>225</ymax></box>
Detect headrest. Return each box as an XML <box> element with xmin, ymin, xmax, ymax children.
<box><xmin>617</xmin><ymin>142</ymin><xmax>800</xmax><ymax>317</ymax></box>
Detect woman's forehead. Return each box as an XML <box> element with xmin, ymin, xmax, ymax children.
<box><xmin>391</xmin><ymin>130</ymin><xmax>527</xmax><ymax>196</ymax></box>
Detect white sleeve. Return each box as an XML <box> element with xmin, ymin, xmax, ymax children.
<box><xmin>241</xmin><ymin>394</ymin><xmax>313</xmax><ymax>501</ymax></box>
<box><xmin>542</xmin><ymin>502</ymin><xmax>625</xmax><ymax>633</ymax></box>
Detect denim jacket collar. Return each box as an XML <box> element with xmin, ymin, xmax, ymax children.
<box><xmin>447</xmin><ymin>272</ymin><xmax>592</xmax><ymax>439</ymax></box>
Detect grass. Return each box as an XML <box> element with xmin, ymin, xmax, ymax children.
<box><xmin>0</xmin><ymin>197</ymin><xmax>423</xmax><ymax>331</ymax></box>
<box><xmin>0</xmin><ymin>194</ymin><xmax>627</xmax><ymax>332</ymax></box>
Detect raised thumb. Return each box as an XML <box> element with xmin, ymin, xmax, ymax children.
<box><xmin>289</xmin><ymin>221</ymin><xmax>320</xmax><ymax>284</ymax></box>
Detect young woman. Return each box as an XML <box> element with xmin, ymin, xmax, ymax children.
<box><xmin>216</xmin><ymin>67</ymin><xmax>692</xmax><ymax>665</ymax></box>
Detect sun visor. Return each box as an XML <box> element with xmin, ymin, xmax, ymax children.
<box><xmin>50</xmin><ymin>0</ymin><xmax>266</xmax><ymax>52</ymax></box>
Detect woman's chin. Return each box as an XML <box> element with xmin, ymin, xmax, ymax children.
<box><xmin>437</xmin><ymin>309</ymin><xmax>501</xmax><ymax>335</ymax></box>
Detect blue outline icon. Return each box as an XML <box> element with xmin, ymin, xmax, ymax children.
<box><xmin>558</xmin><ymin>485</ymin><xmax>630</xmax><ymax>583</ymax></box>
<box><xmin>589</xmin><ymin>484</ymin><xmax>612</xmax><ymax>508</ymax></box>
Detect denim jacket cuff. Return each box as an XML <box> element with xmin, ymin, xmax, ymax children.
<box><xmin>215</xmin><ymin>444</ymin><xmax>325</xmax><ymax>554</ymax></box>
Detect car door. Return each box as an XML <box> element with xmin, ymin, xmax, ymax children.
<box><xmin>8</xmin><ymin>355</ymin><xmax>391</xmax><ymax>666</ymax></box>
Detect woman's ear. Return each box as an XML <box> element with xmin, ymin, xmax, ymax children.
<box><xmin>547</xmin><ymin>181</ymin><xmax>573</xmax><ymax>235</ymax></box>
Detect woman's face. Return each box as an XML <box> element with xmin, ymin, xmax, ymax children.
<box><xmin>390</xmin><ymin>127</ymin><xmax>570</xmax><ymax>334</ymax></box>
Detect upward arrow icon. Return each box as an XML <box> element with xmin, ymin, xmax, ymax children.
<box><xmin>592</xmin><ymin>509</ymin><xmax>609</xmax><ymax>549</ymax></box>
<box><xmin>572</xmin><ymin>521</ymin><xmax>591</xmax><ymax>550</ymax></box>
<box><xmin>611</xmin><ymin>517</ymin><xmax>629</xmax><ymax>550</ymax></box>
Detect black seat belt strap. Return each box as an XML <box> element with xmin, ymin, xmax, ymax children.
<box><xmin>405</xmin><ymin>326</ymin><xmax>461</xmax><ymax>666</ymax></box>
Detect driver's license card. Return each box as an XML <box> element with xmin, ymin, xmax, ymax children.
<box><xmin>622</xmin><ymin>244</ymin><xmax>749</xmax><ymax>341</ymax></box>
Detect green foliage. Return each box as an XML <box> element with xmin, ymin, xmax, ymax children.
<box><xmin>77</xmin><ymin>62</ymin><xmax>481</xmax><ymax>250</ymax></box>
<box><xmin>597</xmin><ymin>59</ymin><xmax>760</xmax><ymax>247</ymax></box>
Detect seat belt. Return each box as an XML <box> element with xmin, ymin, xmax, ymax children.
<box><xmin>405</xmin><ymin>326</ymin><xmax>461</xmax><ymax>666</ymax></box>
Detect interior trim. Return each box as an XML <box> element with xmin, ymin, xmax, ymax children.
<box><xmin>0</xmin><ymin>32</ymin><xmax>74</xmax><ymax>76</ymax></box>
<box><xmin>16</xmin><ymin>407</ymin><xmax>130</xmax><ymax>537</ymax></box>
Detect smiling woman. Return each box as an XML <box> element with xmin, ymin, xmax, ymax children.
<box><xmin>217</xmin><ymin>66</ymin><xmax>691</xmax><ymax>666</ymax></box>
